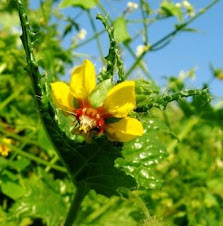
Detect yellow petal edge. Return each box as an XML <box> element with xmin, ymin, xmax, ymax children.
<box><xmin>70</xmin><ymin>59</ymin><xmax>96</xmax><ymax>100</ymax></box>
<box><xmin>105</xmin><ymin>117</ymin><xmax>144</xmax><ymax>142</ymax></box>
<box><xmin>103</xmin><ymin>81</ymin><xmax>136</xmax><ymax>118</ymax></box>
<box><xmin>51</xmin><ymin>82</ymin><xmax>74</xmax><ymax>111</ymax></box>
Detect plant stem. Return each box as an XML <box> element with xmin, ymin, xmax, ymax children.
<box><xmin>96</xmin><ymin>14</ymin><xmax>117</xmax><ymax>81</ymax></box>
<box><xmin>124</xmin><ymin>0</ymin><xmax>219</xmax><ymax>79</ymax></box>
<box><xmin>87</xmin><ymin>10</ymin><xmax>105</xmax><ymax>63</ymax></box>
<box><xmin>10</xmin><ymin>128</ymin><xmax>38</xmax><ymax>162</ymax></box>
<box><xmin>151</xmin><ymin>0</ymin><xmax>219</xmax><ymax>51</ymax></box>
<box><xmin>85</xmin><ymin>197</ymin><xmax>119</xmax><ymax>223</ymax></box>
<box><xmin>129</xmin><ymin>190</ymin><xmax>151</xmax><ymax>220</ymax></box>
<box><xmin>1</xmin><ymin>141</ymin><xmax>66</xmax><ymax>173</ymax></box>
<box><xmin>72</xmin><ymin>29</ymin><xmax>105</xmax><ymax>50</ymax></box>
<box><xmin>16</xmin><ymin>0</ymin><xmax>75</xmax><ymax>183</ymax></box>
<box><xmin>124</xmin><ymin>50</ymin><xmax>147</xmax><ymax>79</ymax></box>
<box><xmin>96</xmin><ymin>2</ymin><xmax>112</xmax><ymax>23</ymax></box>
<box><xmin>0</xmin><ymin>125</ymin><xmax>42</xmax><ymax>148</ymax></box>
<box><xmin>140</xmin><ymin>0</ymin><xmax>149</xmax><ymax>45</ymax></box>
<box><xmin>125</xmin><ymin>43</ymin><xmax>153</xmax><ymax>81</ymax></box>
<box><xmin>45</xmin><ymin>155</ymin><xmax>59</xmax><ymax>172</ymax></box>
<box><xmin>0</xmin><ymin>87</ymin><xmax>24</xmax><ymax>111</ymax></box>
<box><xmin>64</xmin><ymin>183</ymin><xmax>89</xmax><ymax>226</ymax></box>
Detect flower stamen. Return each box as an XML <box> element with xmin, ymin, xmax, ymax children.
<box><xmin>79</xmin><ymin>115</ymin><xmax>97</xmax><ymax>133</ymax></box>
<box><xmin>75</xmin><ymin>107</ymin><xmax>106</xmax><ymax>135</ymax></box>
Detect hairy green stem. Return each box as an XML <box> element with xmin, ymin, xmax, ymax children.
<box><xmin>115</xmin><ymin>49</ymin><xmax>125</xmax><ymax>82</ymax></box>
<box><xmin>64</xmin><ymin>183</ymin><xmax>89</xmax><ymax>226</ymax></box>
<box><xmin>16</xmin><ymin>1</ymin><xmax>92</xmax><ymax>224</ymax></box>
<box><xmin>129</xmin><ymin>191</ymin><xmax>151</xmax><ymax>220</ymax></box>
<box><xmin>96</xmin><ymin>14</ymin><xmax>125</xmax><ymax>81</ymax></box>
<box><xmin>96</xmin><ymin>13</ymin><xmax>116</xmax><ymax>81</ymax></box>
<box><xmin>16</xmin><ymin>0</ymin><xmax>76</xmax><ymax>180</ymax></box>
<box><xmin>136</xmin><ymin>88</ymin><xmax>211</xmax><ymax>112</ymax></box>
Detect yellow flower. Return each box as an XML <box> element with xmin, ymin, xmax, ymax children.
<box><xmin>0</xmin><ymin>138</ymin><xmax>12</xmax><ymax>157</ymax></box>
<box><xmin>51</xmin><ymin>59</ymin><xmax>143</xmax><ymax>142</ymax></box>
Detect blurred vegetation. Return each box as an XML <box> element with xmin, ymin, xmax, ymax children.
<box><xmin>0</xmin><ymin>0</ymin><xmax>222</xmax><ymax>225</ymax></box>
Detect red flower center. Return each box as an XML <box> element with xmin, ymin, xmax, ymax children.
<box><xmin>73</xmin><ymin>100</ymin><xmax>111</xmax><ymax>134</ymax></box>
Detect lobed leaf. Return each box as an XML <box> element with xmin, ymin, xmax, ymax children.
<box><xmin>115</xmin><ymin>115</ymin><xmax>168</xmax><ymax>189</ymax></box>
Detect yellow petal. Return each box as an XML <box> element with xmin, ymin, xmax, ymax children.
<box><xmin>70</xmin><ymin>59</ymin><xmax>96</xmax><ymax>100</ymax></box>
<box><xmin>103</xmin><ymin>81</ymin><xmax>136</xmax><ymax>118</ymax></box>
<box><xmin>105</xmin><ymin>117</ymin><xmax>144</xmax><ymax>142</ymax></box>
<box><xmin>51</xmin><ymin>82</ymin><xmax>74</xmax><ymax>111</ymax></box>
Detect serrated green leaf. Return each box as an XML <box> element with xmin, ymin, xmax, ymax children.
<box><xmin>58</xmin><ymin>135</ymin><xmax>136</xmax><ymax>196</ymax></box>
<box><xmin>89</xmin><ymin>79</ymin><xmax>113</xmax><ymax>108</ymax></box>
<box><xmin>113</xmin><ymin>17</ymin><xmax>131</xmax><ymax>43</ymax></box>
<box><xmin>42</xmin><ymin>104</ymin><xmax>136</xmax><ymax>196</ymax></box>
<box><xmin>17</xmin><ymin>0</ymin><xmax>165</xmax><ymax>200</ymax></box>
<box><xmin>115</xmin><ymin>116</ymin><xmax>168</xmax><ymax>189</ymax></box>
<box><xmin>60</xmin><ymin>0</ymin><xmax>98</xmax><ymax>9</ymax></box>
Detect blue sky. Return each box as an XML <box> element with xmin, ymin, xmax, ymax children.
<box><xmin>31</xmin><ymin>0</ymin><xmax>223</xmax><ymax>100</ymax></box>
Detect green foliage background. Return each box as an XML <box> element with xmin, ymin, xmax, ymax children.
<box><xmin>0</xmin><ymin>0</ymin><xmax>222</xmax><ymax>225</ymax></box>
